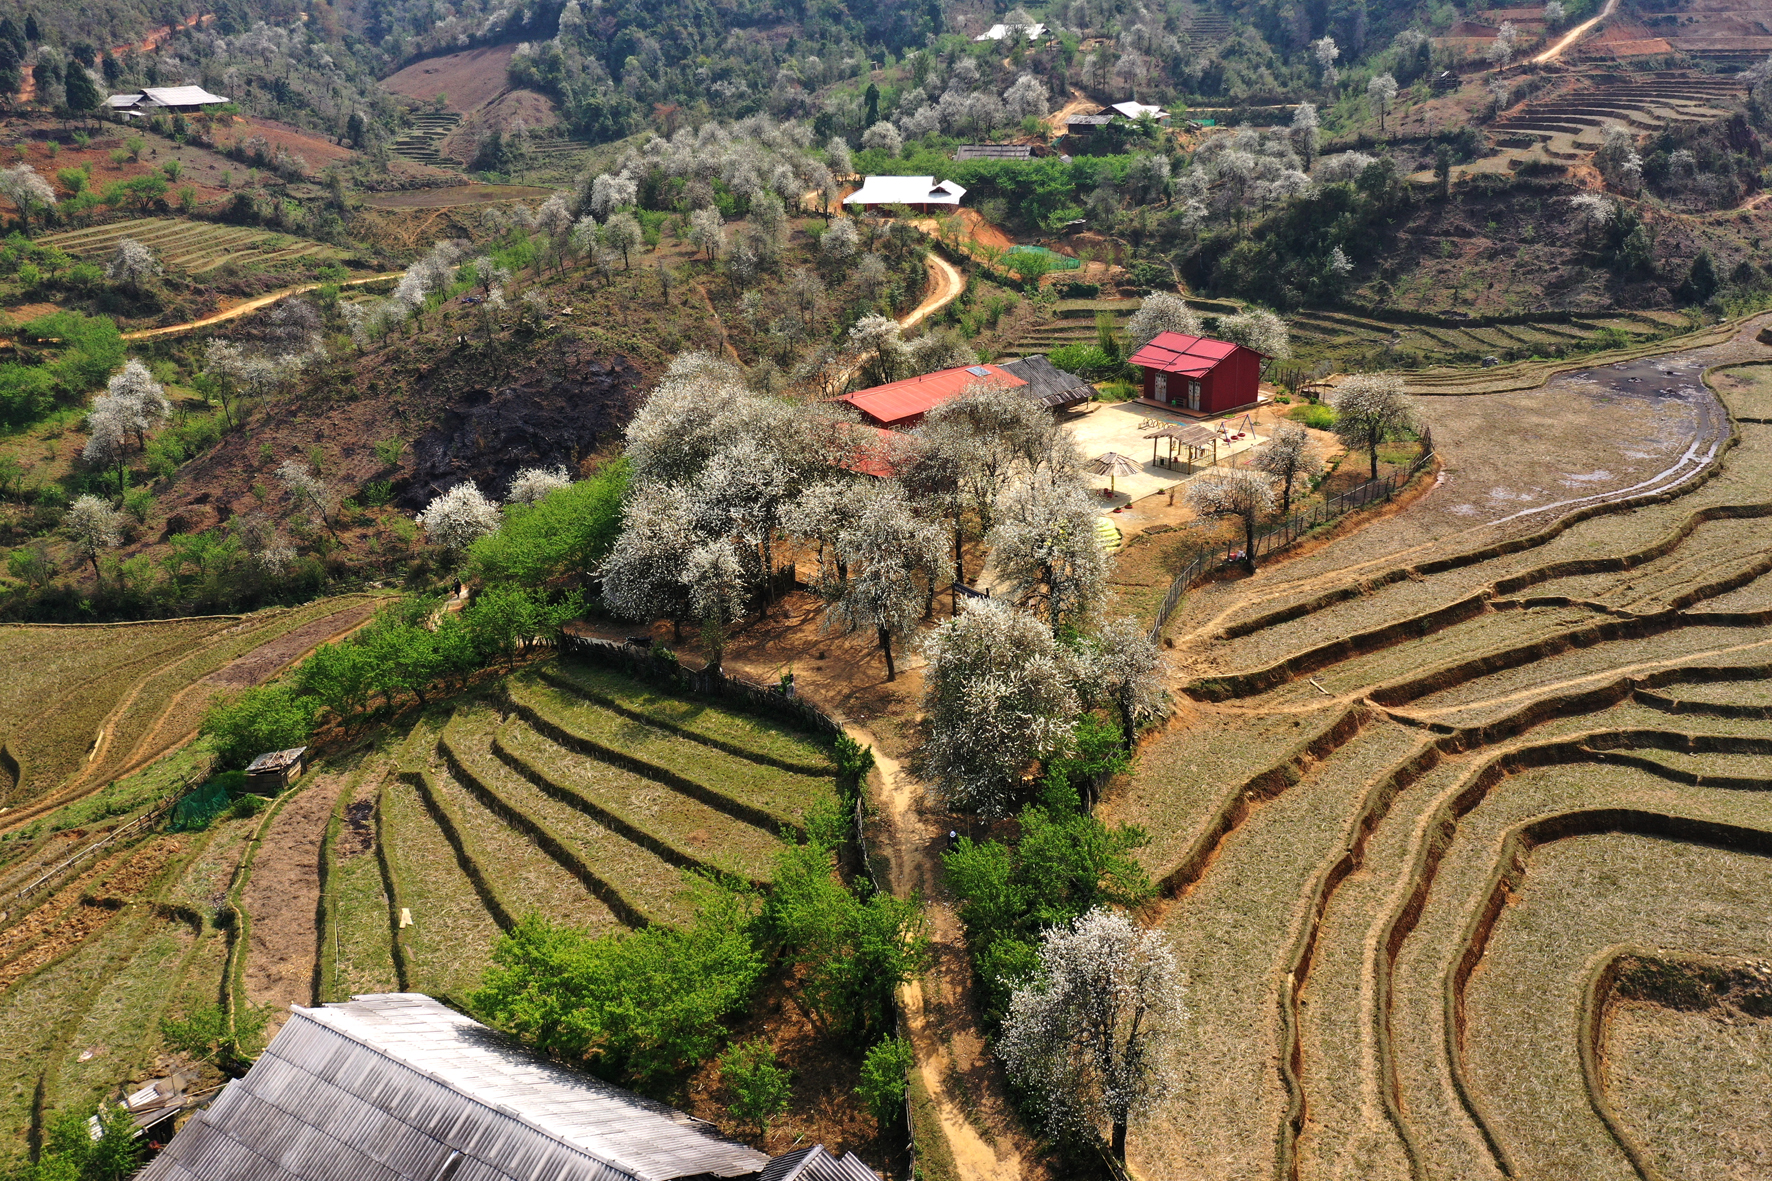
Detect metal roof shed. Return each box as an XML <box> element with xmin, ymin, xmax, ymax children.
<box><xmin>997</xmin><ymin>354</ymin><xmax>1094</xmax><ymax>410</ymax></box>
<box><xmin>841</xmin><ymin>176</ymin><xmax>966</xmax><ymax>212</ymax></box>
<box><xmin>837</xmin><ymin>363</ymin><xmax>1026</xmax><ymax>428</ymax></box>
<box><xmin>137</xmin><ymin>993</ymin><xmax>772</xmax><ymax>1181</ymax></box>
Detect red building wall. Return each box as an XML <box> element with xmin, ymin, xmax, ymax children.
<box><xmin>1137</xmin><ymin>344</ymin><xmax>1262</xmax><ymax>414</ymax></box>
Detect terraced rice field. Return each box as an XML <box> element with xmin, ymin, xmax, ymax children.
<box><xmin>38</xmin><ymin>218</ymin><xmax>345</xmax><ymax>274</ymax></box>
<box><xmin>0</xmin><ymin>656</ymin><xmax>836</xmax><ymax>1163</ymax></box>
<box><xmin>1110</xmin><ymin>327</ymin><xmax>1772</xmax><ymax>1180</ymax></box>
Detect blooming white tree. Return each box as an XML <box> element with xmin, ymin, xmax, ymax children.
<box><xmin>587</xmin><ymin>171</ymin><xmax>638</xmax><ymax>220</ymax></box>
<box><xmin>1544</xmin><ymin>0</ymin><xmax>1567</xmax><ymax>27</ymax></box>
<box><xmin>1289</xmin><ymin>102</ymin><xmax>1319</xmax><ymax>169</ymax></box>
<box><xmin>602</xmin><ymin>483</ymin><xmax>700</xmax><ymax>636</ymax></box>
<box><xmin>998</xmin><ymin>908</ymin><xmax>1187</xmax><ymax>1161</ymax></box>
<box><xmin>688</xmin><ymin>206</ymin><xmax>725</xmax><ymax>259</ymax></box>
<box><xmin>1186</xmin><ymin>469</ymin><xmax>1276</xmax><ymax>570</ymax></box>
<box><xmin>1331</xmin><ymin>372</ymin><xmax>1418</xmax><ymax>480</ymax></box>
<box><xmin>825</xmin><ymin>135</ymin><xmax>853</xmax><ymax>178</ymax></box>
<box><xmin>417</xmin><ymin>480</ymin><xmax>501</xmax><ymax>557</ymax></box>
<box><xmin>82</xmin><ymin>405</ymin><xmax>129</xmax><ymax>493</ymax></box>
<box><xmin>861</xmin><ymin>120</ymin><xmax>903</xmax><ymax>156</ymax></box>
<box><xmin>602</xmin><ymin>211</ymin><xmax>643</xmax><ymax>268</ymax></box>
<box><xmin>682</xmin><ymin>536</ymin><xmax>750</xmax><ymax>666</ymax></box>
<box><xmin>1251</xmin><ymin>422</ymin><xmax>1321</xmax><ymax>514</ymax></box>
<box><xmin>0</xmin><ymin>163</ymin><xmax>56</xmax><ymax>234</ymax></box>
<box><xmin>1490</xmin><ymin>21</ymin><xmax>1519</xmax><ymax>67</ymax></box>
<box><xmin>105</xmin><ymin>238</ymin><xmax>161</xmax><ymax>289</ymax></box>
<box><xmin>919</xmin><ymin>380</ymin><xmax>1058</xmax><ymax>558</ymax></box>
<box><xmin>919</xmin><ymin>599</ymin><xmax>1079</xmax><ymax>816</ymax></box>
<box><xmin>1002</xmin><ymin>72</ymin><xmax>1049</xmax><ymax>122</ymax></box>
<box><xmin>1314</xmin><ymin>151</ymin><xmax>1376</xmax><ymax>184</ymax></box>
<box><xmin>1367</xmin><ymin>72</ymin><xmax>1398</xmax><ymax>132</ymax></box>
<box><xmin>1076</xmin><ymin>616</ymin><xmax>1168</xmax><ymax>750</ymax></box>
<box><xmin>1311</xmin><ymin>35</ymin><xmax>1340</xmax><ymax>89</ymax></box>
<box><xmin>506</xmin><ymin>464</ymin><xmax>572</xmax><ymax>505</ymax></box>
<box><xmin>1124</xmin><ymin>292</ymin><xmax>1202</xmax><ymax>354</ymax></box>
<box><xmin>1569</xmin><ymin>192</ymin><xmax>1617</xmax><ymax>240</ymax></box>
<box><xmin>989</xmin><ymin>474</ymin><xmax>1110</xmax><ymax>634</ymax></box>
<box><xmin>280</xmin><ymin>459</ymin><xmax>344</xmax><ymax>541</ymax></box>
<box><xmin>64</xmin><ymin>494</ymin><xmax>124</xmax><ymax>582</ymax></box>
<box><xmin>828</xmin><ymin>484</ymin><xmax>951</xmax><ymax>680</ymax></box>
<box><xmin>821</xmin><ymin>216</ymin><xmax>859</xmax><ymax>264</ymax></box>
<box><xmin>92</xmin><ymin>359</ymin><xmax>171</xmax><ymax>452</ymax></box>
<box><xmin>1216</xmin><ymin>307</ymin><xmax>1292</xmax><ymax>360</ymax></box>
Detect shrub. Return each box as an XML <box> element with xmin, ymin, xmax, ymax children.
<box><xmin>1291</xmin><ymin>402</ymin><xmax>1336</xmax><ymax>429</ymax></box>
<box><xmin>719</xmin><ymin>1039</ymin><xmax>793</xmax><ymax>1134</ymax></box>
<box><xmin>469</xmin><ymin>460</ymin><xmax>629</xmax><ymax>586</ymax></box>
<box><xmin>199</xmin><ymin>684</ymin><xmax>319</xmax><ymax>770</ymax></box>
<box><xmin>856</xmin><ymin>1035</ymin><xmax>916</xmax><ymax>1124</ymax></box>
<box><xmin>1047</xmin><ymin>342</ymin><xmax>1122</xmax><ymax>382</ymax></box>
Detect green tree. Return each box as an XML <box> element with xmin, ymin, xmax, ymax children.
<box><xmin>199</xmin><ymin>683</ymin><xmax>318</xmax><ymax>769</ymax></box>
<box><xmin>1434</xmin><ymin>144</ymin><xmax>1452</xmax><ymax>200</ymax></box>
<box><xmin>856</xmin><ymin>1035</ymin><xmax>916</xmax><ymax>1124</ymax></box>
<box><xmin>469</xmin><ymin>460</ymin><xmax>628</xmax><ymax>585</ymax></box>
<box><xmin>719</xmin><ymin>1039</ymin><xmax>792</xmax><ymax>1134</ymax></box>
<box><xmin>470</xmin><ymin>889</ymin><xmax>764</xmax><ymax>1088</ymax></box>
<box><xmin>24</xmin><ymin>1102</ymin><xmax>142</xmax><ymax>1181</ymax></box>
<box><xmin>62</xmin><ymin>62</ymin><xmax>102</xmax><ymax>119</ymax></box>
<box><xmin>1681</xmin><ymin>248</ymin><xmax>1718</xmax><ymax>304</ymax></box>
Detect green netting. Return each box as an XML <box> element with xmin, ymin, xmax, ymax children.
<box><xmin>1003</xmin><ymin>245</ymin><xmax>1081</xmax><ymax>271</ymax></box>
<box><xmin>169</xmin><ymin>780</ymin><xmax>231</xmax><ymax>832</ymax></box>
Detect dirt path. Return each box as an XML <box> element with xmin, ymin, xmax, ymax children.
<box><xmin>901</xmin><ymin>251</ymin><xmax>966</xmax><ymax>331</ymax></box>
<box><xmin>853</xmin><ymin>726</ymin><xmax>1042</xmax><ymax>1181</ymax></box>
<box><xmin>122</xmin><ymin>274</ymin><xmax>401</xmax><ymax>341</ymax></box>
<box><xmin>240</xmin><ymin>773</ymin><xmax>338</xmax><ymax>1033</ymax></box>
<box><xmin>1532</xmin><ymin>0</ymin><xmax>1617</xmax><ymax>63</ymax></box>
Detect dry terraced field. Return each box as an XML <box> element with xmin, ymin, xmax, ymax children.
<box><xmin>1110</xmin><ymin>317</ymin><xmax>1772</xmax><ymax>1180</ymax></box>
<box><xmin>0</xmin><ymin>657</ymin><xmax>837</xmax><ymax>1165</ymax></box>
<box><xmin>38</xmin><ymin>218</ymin><xmax>345</xmax><ymax>274</ymax></box>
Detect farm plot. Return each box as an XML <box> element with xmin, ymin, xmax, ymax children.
<box><xmin>38</xmin><ymin>218</ymin><xmax>344</xmax><ymax>274</ymax></box>
<box><xmin>1114</xmin><ymin>324</ymin><xmax>1772</xmax><ymax>1181</ymax></box>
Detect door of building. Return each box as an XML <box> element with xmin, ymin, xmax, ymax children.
<box><xmin>1154</xmin><ymin>372</ymin><xmax>1168</xmax><ymax>403</ymax></box>
<box><xmin>1187</xmin><ymin>379</ymin><xmax>1202</xmax><ymax>411</ymax></box>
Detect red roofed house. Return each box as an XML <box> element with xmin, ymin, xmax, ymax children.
<box><xmin>1127</xmin><ymin>331</ymin><xmax>1265</xmax><ymax>416</ymax></box>
<box><xmin>838</xmin><ymin>363</ymin><xmax>1027</xmax><ymax>428</ymax></box>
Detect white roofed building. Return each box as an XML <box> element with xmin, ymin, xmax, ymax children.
<box><xmin>974</xmin><ymin>21</ymin><xmax>1047</xmax><ymax>41</ymax></box>
<box><xmin>108</xmin><ymin>85</ymin><xmax>231</xmax><ymax>114</ymax></box>
<box><xmin>842</xmin><ymin>175</ymin><xmax>966</xmax><ymax>213</ymax></box>
<box><xmin>1108</xmin><ymin>101</ymin><xmax>1169</xmax><ymax>123</ymax></box>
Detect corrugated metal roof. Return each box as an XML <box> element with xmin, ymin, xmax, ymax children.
<box><xmin>1128</xmin><ymin>331</ymin><xmax>1255</xmax><ymax>375</ymax></box>
<box><xmin>838</xmin><ymin>364</ymin><xmax>1026</xmax><ymax>427</ymax></box>
<box><xmin>1109</xmin><ymin>101</ymin><xmax>1167</xmax><ymax>120</ymax></box>
<box><xmin>841</xmin><ymin>176</ymin><xmax>967</xmax><ymax>207</ymax></box>
<box><xmin>997</xmin><ymin>355</ymin><xmax>1094</xmax><ymax>409</ymax></box>
<box><xmin>140</xmin><ymin>85</ymin><xmax>231</xmax><ymax>106</ymax></box>
<box><xmin>972</xmin><ymin>21</ymin><xmax>1046</xmax><ymax>40</ymax></box>
<box><xmin>954</xmin><ymin>144</ymin><xmax>1034</xmax><ymax>160</ymax></box>
<box><xmin>137</xmin><ymin>994</ymin><xmax>769</xmax><ymax>1181</ymax></box>
<box><xmin>245</xmin><ymin>747</ymin><xmax>307</xmax><ymax>773</ymax></box>
<box><xmin>756</xmin><ymin>1146</ymin><xmax>878</xmax><ymax>1181</ymax></box>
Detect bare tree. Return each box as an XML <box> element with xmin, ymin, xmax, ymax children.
<box><xmin>64</xmin><ymin>494</ymin><xmax>123</xmax><ymax>582</ymax></box>
<box><xmin>999</xmin><ymin>908</ymin><xmax>1187</xmax><ymax>1162</ymax></box>
<box><xmin>1186</xmin><ymin>469</ymin><xmax>1276</xmax><ymax>571</ymax></box>
<box><xmin>1331</xmin><ymin>373</ymin><xmax>1418</xmax><ymax>480</ymax></box>
<box><xmin>279</xmin><ymin>459</ymin><xmax>343</xmax><ymax>542</ymax></box>
<box><xmin>1251</xmin><ymin>422</ymin><xmax>1321</xmax><ymax>514</ymax></box>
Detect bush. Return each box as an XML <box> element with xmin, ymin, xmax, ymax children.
<box><xmin>1046</xmin><ymin>342</ymin><xmax>1121</xmax><ymax>382</ymax></box>
<box><xmin>719</xmin><ymin>1039</ymin><xmax>793</xmax><ymax>1133</ymax></box>
<box><xmin>856</xmin><ymin>1035</ymin><xmax>916</xmax><ymax>1124</ymax></box>
<box><xmin>469</xmin><ymin>460</ymin><xmax>629</xmax><ymax>586</ymax></box>
<box><xmin>1291</xmin><ymin>402</ymin><xmax>1336</xmax><ymax>429</ymax></box>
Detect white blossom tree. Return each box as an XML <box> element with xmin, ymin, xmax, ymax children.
<box><xmin>1289</xmin><ymin>102</ymin><xmax>1320</xmax><ymax>170</ymax></box>
<box><xmin>1487</xmin><ymin>21</ymin><xmax>1518</xmax><ymax>68</ymax></box>
<box><xmin>1076</xmin><ymin>616</ymin><xmax>1168</xmax><ymax>750</ymax></box>
<box><xmin>1215</xmin><ymin>308</ymin><xmax>1292</xmax><ymax>360</ymax></box>
<box><xmin>587</xmin><ymin>171</ymin><xmax>638</xmax><ymax>220</ymax></box>
<box><xmin>989</xmin><ymin>474</ymin><xmax>1110</xmax><ymax>634</ymax></box>
<box><xmin>1367</xmin><ymin>73</ymin><xmax>1398</xmax><ymax>132</ymax></box>
<box><xmin>1124</xmin><ymin>292</ymin><xmax>1202</xmax><ymax>354</ymax></box>
<box><xmin>1186</xmin><ymin>469</ymin><xmax>1276</xmax><ymax>570</ymax></box>
<box><xmin>1251</xmin><ymin>422</ymin><xmax>1320</xmax><ymax>514</ymax></box>
<box><xmin>821</xmin><ymin>216</ymin><xmax>859</xmax><ymax>265</ymax></box>
<box><xmin>416</xmin><ymin>480</ymin><xmax>501</xmax><ymax>556</ymax></box>
<box><xmin>106</xmin><ymin>238</ymin><xmax>161</xmax><ymax>290</ymax></box>
<box><xmin>82</xmin><ymin>403</ymin><xmax>129</xmax><ymax>493</ymax></box>
<box><xmin>1331</xmin><ymin>373</ymin><xmax>1418</xmax><ymax>480</ymax></box>
<box><xmin>603</xmin><ymin>211</ymin><xmax>643</xmax><ymax>269</ymax></box>
<box><xmin>919</xmin><ymin>599</ymin><xmax>1079</xmax><ymax>815</ymax></box>
<box><xmin>0</xmin><ymin>163</ymin><xmax>56</xmax><ymax>234</ymax></box>
<box><xmin>506</xmin><ymin>465</ymin><xmax>572</xmax><ymax>505</ymax></box>
<box><xmin>683</xmin><ymin>536</ymin><xmax>750</xmax><ymax>667</ymax></box>
<box><xmin>65</xmin><ymin>494</ymin><xmax>124</xmax><ymax>582</ymax></box>
<box><xmin>828</xmin><ymin>484</ymin><xmax>951</xmax><ymax>680</ymax></box>
<box><xmin>602</xmin><ymin>483</ymin><xmax>700</xmax><ymax>637</ymax></box>
<box><xmin>1002</xmin><ymin>72</ymin><xmax>1048</xmax><ymax>122</ymax></box>
<box><xmin>918</xmin><ymin>380</ymin><xmax>1057</xmax><ymax>573</ymax></box>
<box><xmin>688</xmin><ymin>206</ymin><xmax>725</xmax><ymax>260</ymax></box>
<box><xmin>825</xmin><ymin>135</ymin><xmax>853</xmax><ymax>178</ymax></box>
<box><xmin>280</xmin><ymin>459</ymin><xmax>345</xmax><ymax>542</ymax></box>
<box><xmin>1311</xmin><ymin>35</ymin><xmax>1340</xmax><ymax>90</ymax></box>
<box><xmin>861</xmin><ymin>120</ymin><xmax>903</xmax><ymax>156</ymax></box>
<box><xmin>93</xmin><ymin>359</ymin><xmax>171</xmax><ymax>452</ymax></box>
<box><xmin>998</xmin><ymin>908</ymin><xmax>1187</xmax><ymax>1161</ymax></box>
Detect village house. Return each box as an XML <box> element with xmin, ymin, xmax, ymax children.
<box><xmin>841</xmin><ymin>176</ymin><xmax>966</xmax><ymax>214</ymax></box>
<box><xmin>1127</xmin><ymin>331</ymin><xmax>1266</xmax><ymax>416</ymax></box>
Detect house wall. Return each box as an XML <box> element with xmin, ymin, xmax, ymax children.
<box><xmin>1204</xmin><ymin>346</ymin><xmax>1261</xmax><ymax>412</ymax></box>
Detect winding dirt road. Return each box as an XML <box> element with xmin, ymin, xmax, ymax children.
<box><xmin>121</xmin><ymin>273</ymin><xmax>401</xmax><ymax>341</ymax></box>
<box><xmin>1532</xmin><ymin>0</ymin><xmax>1617</xmax><ymax>63</ymax></box>
<box><xmin>902</xmin><ymin>251</ymin><xmax>966</xmax><ymax>331</ymax></box>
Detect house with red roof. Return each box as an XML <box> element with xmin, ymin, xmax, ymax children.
<box><xmin>1126</xmin><ymin>331</ymin><xmax>1265</xmax><ymax>416</ymax></box>
<box><xmin>837</xmin><ymin>363</ymin><xmax>1027</xmax><ymax>428</ymax></box>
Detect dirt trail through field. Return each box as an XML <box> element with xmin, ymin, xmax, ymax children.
<box><xmin>1532</xmin><ymin>0</ymin><xmax>1618</xmax><ymax>62</ymax></box>
<box><xmin>852</xmin><ymin>725</ymin><xmax>1041</xmax><ymax>1181</ymax></box>
<box><xmin>122</xmin><ymin>274</ymin><xmax>401</xmax><ymax>341</ymax></box>
<box><xmin>240</xmin><ymin>773</ymin><xmax>338</xmax><ymax>1033</ymax></box>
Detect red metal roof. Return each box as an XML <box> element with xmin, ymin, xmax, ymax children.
<box><xmin>1127</xmin><ymin>331</ymin><xmax>1255</xmax><ymax>375</ymax></box>
<box><xmin>838</xmin><ymin>364</ymin><xmax>1027</xmax><ymax>427</ymax></box>
<box><xmin>834</xmin><ymin>423</ymin><xmax>905</xmax><ymax>478</ymax></box>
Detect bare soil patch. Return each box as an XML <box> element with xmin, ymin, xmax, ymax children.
<box><xmin>362</xmin><ymin>183</ymin><xmax>556</xmax><ymax>209</ymax></box>
<box><xmin>203</xmin><ymin>601</ymin><xmax>380</xmax><ymax>689</ymax></box>
<box><xmin>382</xmin><ymin>44</ymin><xmax>521</xmax><ymax>113</ymax></box>
<box><xmin>239</xmin><ymin>777</ymin><xmax>338</xmax><ymax>1027</ymax></box>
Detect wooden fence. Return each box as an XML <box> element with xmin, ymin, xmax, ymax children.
<box><xmin>1147</xmin><ymin>439</ymin><xmax>1436</xmax><ymax>641</ymax></box>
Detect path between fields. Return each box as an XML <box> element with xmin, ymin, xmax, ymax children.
<box><xmin>1532</xmin><ymin>0</ymin><xmax>1617</xmax><ymax>63</ymax></box>
<box><xmin>121</xmin><ymin>274</ymin><xmax>402</xmax><ymax>341</ymax></box>
<box><xmin>848</xmin><ymin>723</ymin><xmax>1038</xmax><ymax>1181</ymax></box>
<box><xmin>240</xmin><ymin>771</ymin><xmax>339</xmax><ymax>1036</ymax></box>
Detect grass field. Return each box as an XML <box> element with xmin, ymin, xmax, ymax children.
<box><xmin>38</xmin><ymin>218</ymin><xmax>347</xmax><ymax>274</ymax></box>
<box><xmin>1109</xmin><ymin>336</ymin><xmax>1772</xmax><ymax>1180</ymax></box>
